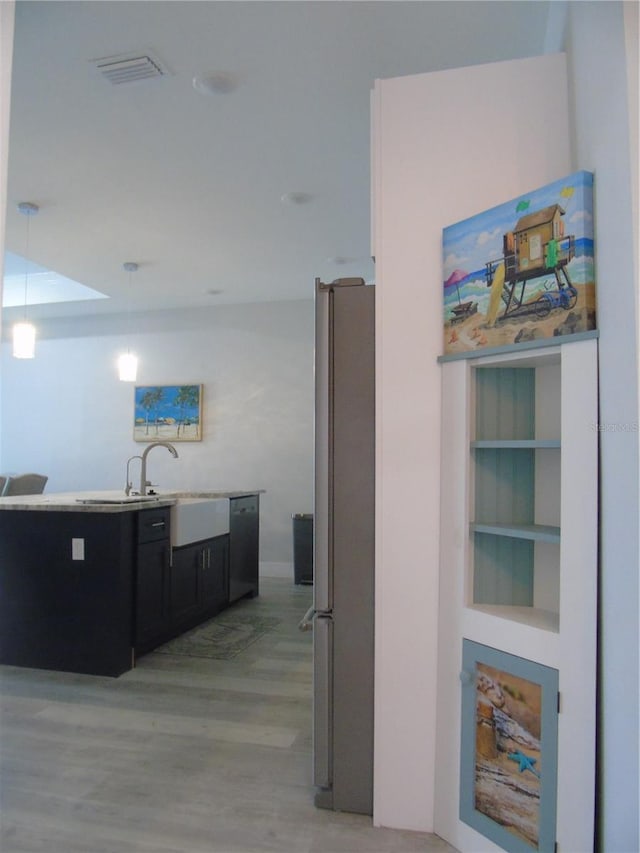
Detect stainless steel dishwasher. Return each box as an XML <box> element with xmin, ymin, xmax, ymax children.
<box><xmin>228</xmin><ymin>495</ymin><xmax>259</xmax><ymax>602</ymax></box>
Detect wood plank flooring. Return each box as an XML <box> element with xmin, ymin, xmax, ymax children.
<box><xmin>0</xmin><ymin>578</ymin><xmax>456</xmax><ymax>853</ymax></box>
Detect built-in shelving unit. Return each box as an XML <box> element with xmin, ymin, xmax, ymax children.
<box><xmin>468</xmin><ymin>353</ymin><xmax>562</xmax><ymax>629</ymax></box>
<box><xmin>436</xmin><ymin>337</ymin><xmax>598</xmax><ymax>853</ymax></box>
<box><xmin>471</xmin><ymin>439</ymin><xmax>560</xmax><ymax>449</ymax></box>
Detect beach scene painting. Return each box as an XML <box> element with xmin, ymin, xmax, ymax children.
<box><xmin>460</xmin><ymin>641</ymin><xmax>559</xmax><ymax>853</ymax></box>
<box><xmin>443</xmin><ymin>171</ymin><xmax>596</xmax><ymax>357</ymax></box>
<box><xmin>134</xmin><ymin>384</ymin><xmax>202</xmax><ymax>442</ymax></box>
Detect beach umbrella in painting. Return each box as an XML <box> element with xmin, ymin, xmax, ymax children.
<box><xmin>445</xmin><ymin>269</ymin><xmax>469</xmax><ymax>305</ymax></box>
<box><xmin>516</xmin><ymin>199</ymin><xmax>530</xmax><ymax>212</ymax></box>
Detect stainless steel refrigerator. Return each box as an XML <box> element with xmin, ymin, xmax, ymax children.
<box><xmin>306</xmin><ymin>276</ymin><xmax>375</xmax><ymax>815</ymax></box>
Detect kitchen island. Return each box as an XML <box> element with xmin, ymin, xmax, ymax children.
<box><xmin>0</xmin><ymin>490</ymin><xmax>261</xmax><ymax>676</ymax></box>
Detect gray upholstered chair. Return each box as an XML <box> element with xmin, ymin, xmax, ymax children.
<box><xmin>0</xmin><ymin>475</ymin><xmax>7</xmax><ymax>496</ymax></box>
<box><xmin>3</xmin><ymin>473</ymin><xmax>48</xmax><ymax>496</ymax></box>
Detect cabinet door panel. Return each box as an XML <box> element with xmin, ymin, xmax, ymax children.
<box><xmin>171</xmin><ymin>545</ymin><xmax>201</xmax><ymax>626</ymax></box>
<box><xmin>136</xmin><ymin>539</ymin><xmax>169</xmax><ymax>649</ymax></box>
<box><xmin>201</xmin><ymin>536</ymin><xmax>229</xmax><ymax>612</ymax></box>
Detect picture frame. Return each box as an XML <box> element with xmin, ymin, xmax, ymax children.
<box><xmin>460</xmin><ymin>639</ymin><xmax>559</xmax><ymax>852</ymax></box>
<box><xmin>134</xmin><ymin>384</ymin><xmax>203</xmax><ymax>442</ymax></box>
<box><xmin>442</xmin><ymin>170</ymin><xmax>596</xmax><ymax>358</ymax></box>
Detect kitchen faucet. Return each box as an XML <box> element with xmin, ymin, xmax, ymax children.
<box><xmin>124</xmin><ymin>455</ymin><xmax>142</xmax><ymax>496</ymax></box>
<box><xmin>138</xmin><ymin>441</ymin><xmax>179</xmax><ymax>496</ymax></box>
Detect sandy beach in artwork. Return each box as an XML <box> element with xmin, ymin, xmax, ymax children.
<box><xmin>134</xmin><ymin>422</ymin><xmax>201</xmax><ymax>442</ymax></box>
<box><xmin>444</xmin><ymin>282</ymin><xmax>596</xmax><ymax>356</ymax></box>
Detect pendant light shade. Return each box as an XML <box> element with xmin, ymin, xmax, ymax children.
<box><xmin>118</xmin><ymin>261</ymin><xmax>139</xmax><ymax>381</ymax></box>
<box><xmin>13</xmin><ymin>321</ymin><xmax>36</xmax><ymax>359</ymax></box>
<box><xmin>13</xmin><ymin>202</ymin><xmax>39</xmax><ymax>359</ymax></box>
<box><xmin>118</xmin><ymin>351</ymin><xmax>138</xmax><ymax>382</ymax></box>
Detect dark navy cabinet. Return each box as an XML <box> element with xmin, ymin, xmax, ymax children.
<box><xmin>0</xmin><ymin>509</ymin><xmax>135</xmax><ymax>676</ymax></box>
<box><xmin>0</xmin><ymin>495</ymin><xmax>257</xmax><ymax>676</ymax></box>
<box><xmin>135</xmin><ymin>507</ymin><xmax>171</xmax><ymax>654</ymax></box>
<box><xmin>169</xmin><ymin>535</ymin><xmax>229</xmax><ymax>634</ymax></box>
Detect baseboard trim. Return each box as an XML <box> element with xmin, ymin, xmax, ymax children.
<box><xmin>259</xmin><ymin>561</ymin><xmax>293</xmax><ymax>579</ymax></box>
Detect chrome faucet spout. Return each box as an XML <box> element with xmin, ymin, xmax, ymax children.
<box><xmin>139</xmin><ymin>441</ymin><xmax>179</xmax><ymax>495</ymax></box>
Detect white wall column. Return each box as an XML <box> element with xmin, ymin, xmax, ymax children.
<box><xmin>372</xmin><ymin>53</ymin><xmax>571</xmax><ymax>832</ymax></box>
<box><xmin>0</xmin><ymin>0</ymin><xmax>16</xmax><ymax>462</ymax></box>
<box><xmin>565</xmin><ymin>4</ymin><xmax>639</xmax><ymax>850</ymax></box>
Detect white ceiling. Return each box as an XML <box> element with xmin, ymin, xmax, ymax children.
<box><xmin>3</xmin><ymin>0</ymin><xmax>554</xmax><ymax>320</ymax></box>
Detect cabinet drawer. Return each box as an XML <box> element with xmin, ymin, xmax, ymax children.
<box><xmin>138</xmin><ymin>507</ymin><xmax>170</xmax><ymax>544</ymax></box>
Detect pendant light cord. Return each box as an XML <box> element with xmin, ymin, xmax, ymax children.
<box><xmin>124</xmin><ymin>261</ymin><xmax>138</xmax><ymax>346</ymax></box>
<box><xmin>22</xmin><ymin>213</ymin><xmax>31</xmax><ymax>321</ymax></box>
<box><xmin>18</xmin><ymin>202</ymin><xmax>39</xmax><ymax>320</ymax></box>
<box><xmin>126</xmin><ymin>265</ymin><xmax>131</xmax><ymax>351</ymax></box>
<box><xmin>13</xmin><ymin>202</ymin><xmax>39</xmax><ymax>360</ymax></box>
<box><xmin>118</xmin><ymin>261</ymin><xmax>139</xmax><ymax>381</ymax></box>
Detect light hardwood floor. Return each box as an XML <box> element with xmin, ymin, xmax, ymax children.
<box><xmin>0</xmin><ymin>577</ymin><xmax>455</xmax><ymax>853</ymax></box>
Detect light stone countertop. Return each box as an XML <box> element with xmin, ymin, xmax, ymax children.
<box><xmin>0</xmin><ymin>489</ymin><xmax>263</xmax><ymax>512</ymax></box>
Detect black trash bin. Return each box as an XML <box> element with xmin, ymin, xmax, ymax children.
<box><xmin>292</xmin><ymin>513</ymin><xmax>313</xmax><ymax>584</ymax></box>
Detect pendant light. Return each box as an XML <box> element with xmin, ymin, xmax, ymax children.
<box><xmin>13</xmin><ymin>201</ymin><xmax>39</xmax><ymax>359</ymax></box>
<box><xmin>117</xmin><ymin>261</ymin><xmax>139</xmax><ymax>381</ymax></box>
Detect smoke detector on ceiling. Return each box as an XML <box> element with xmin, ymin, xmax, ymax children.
<box><xmin>90</xmin><ymin>50</ymin><xmax>170</xmax><ymax>85</ymax></box>
<box><xmin>192</xmin><ymin>71</ymin><xmax>240</xmax><ymax>96</ymax></box>
<box><xmin>281</xmin><ymin>192</ymin><xmax>313</xmax><ymax>206</ymax></box>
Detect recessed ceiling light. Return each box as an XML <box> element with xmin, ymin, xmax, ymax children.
<box><xmin>192</xmin><ymin>72</ymin><xmax>239</xmax><ymax>95</ymax></box>
<box><xmin>327</xmin><ymin>256</ymin><xmax>353</xmax><ymax>265</ymax></box>
<box><xmin>205</xmin><ymin>288</ymin><xmax>223</xmax><ymax>296</ymax></box>
<box><xmin>281</xmin><ymin>192</ymin><xmax>313</xmax><ymax>205</ymax></box>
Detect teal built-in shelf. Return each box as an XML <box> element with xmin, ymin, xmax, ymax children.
<box><xmin>471</xmin><ymin>439</ymin><xmax>560</xmax><ymax>449</ymax></box>
<box><xmin>470</xmin><ymin>522</ymin><xmax>561</xmax><ymax>543</ymax></box>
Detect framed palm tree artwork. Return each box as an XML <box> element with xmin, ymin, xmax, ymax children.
<box><xmin>134</xmin><ymin>384</ymin><xmax>203</xmax><ymax>442</ymax></box>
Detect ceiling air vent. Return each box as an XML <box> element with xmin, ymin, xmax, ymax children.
<box><xmin>91</xmin><ymin>51</ymin><xmax>168</xmax><ymax>85</ymax></box>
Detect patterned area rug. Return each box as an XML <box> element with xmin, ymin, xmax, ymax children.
<box><xmin>155</xmin><ymin>612</ymin><xmax>281</xmax><ymax>660</ymax></box>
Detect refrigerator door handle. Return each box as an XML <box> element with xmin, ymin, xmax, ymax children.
<box><xmin>298</xmin><ymin>606</ymin><xmax>316</xmax><ymax>632</ymax></box>
<box><xmin>313</xmin><ymin>613</ymin><xmax>333</xmax><ymax>790</ymax></box>
<box><xmin>314</xmin><ymin>281</ymin><xmax>332</xmax><ymax>613</ymax></box>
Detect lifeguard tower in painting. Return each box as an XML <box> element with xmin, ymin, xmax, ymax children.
<box><xmin>485</xmin><ymin>203</ymin><xmax>577</xmax><ymax>321</ymax></box>
<box><xmin>442</xmin><ymin>170</ymin><xmax>596</xmax><ymax>357</ymax></box>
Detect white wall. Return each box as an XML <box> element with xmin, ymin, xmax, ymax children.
<box><xmin>372</xmin><ymin>53</ymin><xmax>571</xmax><ymax>834</ymax></box>
<box><xmin>0</xmin><ymin>0</ymin><xmax>15</xmax><ymax>463</ymax></box>
<box><xmin>0</xmin><ymin>299</ymin><xmax>314</xmax><ymax>565</ymax></box>
<box><xmin>1</xmin><ymin>2</ymin><xmax>636</xmax><ymax>846</ymax></box>
<box><xmin>565</xmin><ymin>4</ymin><xmax>639</xmax><ymax>850</ymax></box>
<box><xmin>373</xmin><ymin>4</ymin><xmax>638</xmax><ymax>848</ymax></box>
